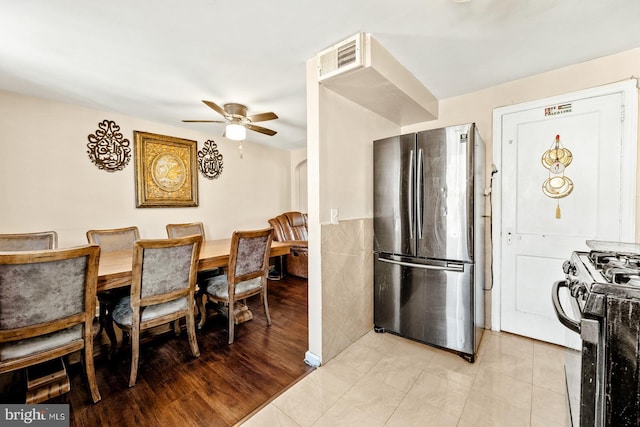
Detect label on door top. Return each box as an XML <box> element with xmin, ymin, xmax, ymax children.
<box><xmin>544</xmin><ymin>103</ymin><xmax>572</xmax><ymax>116</ymax></box>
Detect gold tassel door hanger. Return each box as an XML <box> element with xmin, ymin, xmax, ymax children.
<box><xmin>541</xmin><ymin>135</ymin><xmax>574</xmax><ymax>219</ymax></box>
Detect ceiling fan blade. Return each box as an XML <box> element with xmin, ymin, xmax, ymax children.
<box><xmin>182</xmin><ymin>119</ymin><xmax>226</xmax><ymax>123</ymax></box>
<box><xmin>247</xmin><ymin>112</ymin><xmax>278</xmax><ymax>123</ymax></box>
<box><xmin>246</xmin><ymin>124</ymin><xmax>277</xmax><ymax>136</ymax></box>
<box><xmin>202</xmin><ymin>100</ymin><xmax>228</xmax><ymax>118</ymax></box>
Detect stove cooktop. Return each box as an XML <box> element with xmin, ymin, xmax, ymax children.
<box><xmin>588</xmin><ymin>251</ymin><xmax>640</xmax><ymax>285</ymax></box>
<box><xmin>569</xmin><ymin>250</ymin><xmax>640</xmax><ymax>305</ymax></box>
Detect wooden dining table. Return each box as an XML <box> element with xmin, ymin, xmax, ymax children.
<box><xmin>97</xmin><ymin>238</ymin><xmax>291</xmax><ymax>292</ymax></box>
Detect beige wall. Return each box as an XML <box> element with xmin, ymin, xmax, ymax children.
<box><xmin>290</xmin><ymin>148</ymin><xmax>308</xmax><ymax>212</ymax></box>
<box><xmin>318</xmin><ymin>88</ymin><xmax>397</xmax><ymax>362</ymax></box>
<box><xmin>0</xmin><ymin>90</ymin><xmax>293</xmax><ymax>246</ymax></box>
<box><xmin>319</xmin><ymin>88</ymin><xmax>398</xmax><ymax>223</ymax></box>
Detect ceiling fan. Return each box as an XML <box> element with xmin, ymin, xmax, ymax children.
<box><xmin>182</xmin><ymin>100</ymin><xmax>278</xmax><ymax>141</ymax></box>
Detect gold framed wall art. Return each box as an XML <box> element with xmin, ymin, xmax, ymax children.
<box><xmin>134</xmin><ymin>131</ymin><xmax>198</xmax><ymax>207</ymax></box>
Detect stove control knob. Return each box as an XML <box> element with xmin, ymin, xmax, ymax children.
<box><xmin>569</xmin><ymin>281</ymin><xmax>587</xmax><ymax>298</ymax></box>
<box><xmin>562</xmin><ymin>260</ymin><xmax>576</xmax><ymax>276</ymax></box>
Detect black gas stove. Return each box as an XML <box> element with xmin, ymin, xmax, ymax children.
<box><xmin>554</xmin><ymin>241</ymin><xmax>640</xmax><ymax>427</ymax></box>
<box><xmin>565</xmin><ymin>248</ymin><xmax>640</xmax><ymax>310</ymax></box>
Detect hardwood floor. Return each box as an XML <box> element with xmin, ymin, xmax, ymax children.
<box><xmin>0</xmin><ymin>275</ymin><xmax>312</xmax><ymax>426</ymax></box>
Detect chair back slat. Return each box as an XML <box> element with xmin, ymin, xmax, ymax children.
<box><xmin>235</xmin><ymin>235</ymin><xmax>271</xmax><ymax>277</ymax></box>
<box><xmin>0</xmin><ymin>257</ymin><xmax>86</xmax><ymax>329</ymax></box>
<box><xmin>229</xmin><ymin>228</ymin><xmax>273</xmax><ymax>283</ymax></box>
<box><xmin>0</xmin><ymin>245</ymin><xmax>99</xmax><ymax>339</ymax></box>
<box><xmin>140</xmin><ymin>244</ymin><xmax>195</xmax><ymax>299</ymax></box>
<box><xmin>130</xmin><ymin>235</ymin><xmax>202</xmax><ymax>304</ymax></box>
<box><xmin>86</xmin><ymin>226</ymin><xmax>139</xmax><ymax>252</ymax></box>
<box><xmin>0</xmin><ymin>231</ymin><xmax>58</xmax><ymax>251</ymax></box>
<box><xmin>166</xmin><ymin>222</ymin><xmax>205</xmax><ymax>239</ymax></box>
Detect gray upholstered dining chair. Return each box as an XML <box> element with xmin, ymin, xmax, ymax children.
<box><xmin>197</xmin><ymin>227</ymin><xmax>273</xmax><ymax>344</ymax></box>
<box><xmin>0</xmin><ymin>245</ymin><xmax>102</xmax><ymax>403</ymax></box>
<box><xmin>110</xmin><ymin>234</ymin><xmax>202</xmax><ymax>387</ymax></box>
<box><xmin>86</xmin><ymin>226</ymin><xmax>140</xmax><ymax>348</ymax></box>
<box><xmin>0</xmin><ymin>231</ymin><xmax>58</xmax><ymax>250</ymax></box>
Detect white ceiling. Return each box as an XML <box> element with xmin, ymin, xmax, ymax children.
<box><xmin>1</xmin><ymin>0</ymin><xmax>638</xmax><ymax>151</ymax></box>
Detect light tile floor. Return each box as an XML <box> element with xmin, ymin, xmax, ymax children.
<box><xmin>242</xmin><ymin>330</ymin><xmax>570</xmax><ymax>427</ymax></box>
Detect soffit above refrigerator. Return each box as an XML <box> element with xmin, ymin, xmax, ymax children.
<box><xmin>317</xmin><ymin>33</ymin><xmax>439</xmax><ymax>126</ymax></box>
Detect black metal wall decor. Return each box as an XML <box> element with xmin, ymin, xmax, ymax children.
<box><xmin>198</xmin><ymin>139</ymin><xmax>224</xmax><ymax>179</ymax></box>
<box><xmin>87</xmin><ymin>119</ymin><xmax>131</xmax><ymax>172</ymax></box>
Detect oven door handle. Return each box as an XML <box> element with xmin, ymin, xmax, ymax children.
<box><xmin>552</xmin><ymin>280</ymin><xmax>581</xmax><ymax>334</ymax></box>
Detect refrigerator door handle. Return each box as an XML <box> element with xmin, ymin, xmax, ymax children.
<box><xmin>378</xmin><ymin>257</ymin><xmax>464</xmax><ymax>272</ymax></box>
<box><xmin>408</xmin><ymin>149</ymin><xmax>415</xmax><ymax>240</ymax></box>
<box><xmin>417</xmin><ymin>148</ymin><xmax>424</xmax><ymax>239</ymax></box>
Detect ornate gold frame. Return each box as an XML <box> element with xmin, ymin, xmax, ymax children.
<box><xmin>134</xmin><ymin>131</ymin><xmax>198</xmax><ymax>207</ymax></box>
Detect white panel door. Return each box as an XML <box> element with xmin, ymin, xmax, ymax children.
<box><xmin>499</xmin><ymin>88</ymin><xmax>635</xmax><ymax>348</ymax></box>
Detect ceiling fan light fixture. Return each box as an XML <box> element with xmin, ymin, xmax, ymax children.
<box><xmin>184</xmin><ymin>100</ymin><xmax>277</xmax><ymax>139</ymax></box>
<box><xmin>226</xmin><ymin>123</ymin><xmax>246</xmax><ymax>141</ymax></box>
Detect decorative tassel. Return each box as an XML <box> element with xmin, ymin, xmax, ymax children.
<box><xmin>555</xmin><ymin>201</ymin><xmax>561</xmax><ymax>219</ymax></box>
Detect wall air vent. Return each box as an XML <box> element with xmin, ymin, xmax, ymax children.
<box><xmin>317</xmin><ymin>33</ymin><xmax>365</xmax><ymax>82</ymax></box>
<box><xmin>314</xmin><ymin>33</ymin><xmax>439</xmax><ymax>125</ymax></box>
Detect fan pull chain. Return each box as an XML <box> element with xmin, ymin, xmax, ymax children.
<box><xmin>556</xmin><ymin>200</ymin><xmax>561</xmax><ymax>219</ymax></box>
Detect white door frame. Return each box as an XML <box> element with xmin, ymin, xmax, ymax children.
<box><xmin>491</xmin><ymin>79</ymin><xmax>638</xmax><ymax>331</ymax></box>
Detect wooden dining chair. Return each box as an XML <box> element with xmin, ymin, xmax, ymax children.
<box><xmin>110</xmin><ymin>235</ymin><xmax>202</xmax><ymax>387</ymax></box>
<box><xmin>198</xmin><ymin>227</ymin><xmax>274</xmax><ymax>344</ymax></box>
<box><xmin>0</xmin><ymin>231</ymin><xmax>58</xmax><ymax>250</ymax></box>
<box><xmin>0</xmin><ymin>245</ymin><xmax>102</xmax><ymax>403</ymax></box>
<box><xmin>86</xmin><ymin>226</ymin><xmax>140</xmax><ymax>348</ymax></box>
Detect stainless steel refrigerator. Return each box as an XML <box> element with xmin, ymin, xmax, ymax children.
<box><xmin>373</xmin><ymin>123</ymin><xmax>485</xmax><ymax>362</ymax></box>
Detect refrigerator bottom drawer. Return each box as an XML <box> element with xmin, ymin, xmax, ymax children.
<box><xmin>374</xmin><ymin>257</ymin><xmax>476</xmax><ymax>356</ymax></box>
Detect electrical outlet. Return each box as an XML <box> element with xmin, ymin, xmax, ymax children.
<box><xmin>330</xmin><ymin>208</ymin><xmax>339</xmax><ymax>224</ymax></box>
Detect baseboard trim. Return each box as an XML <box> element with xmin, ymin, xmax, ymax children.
<box><xmin>304</xmin><ymin>351</ymin><xmax>321</xmax><ymax>367</ymax></box>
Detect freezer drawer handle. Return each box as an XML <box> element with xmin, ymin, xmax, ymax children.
<box><xmin>551</xmin><ymin>280</ymin><xmax>580</xmax><ymax>334</ymax></box>
<box><xmin>379</xmin><ymin>257</ymin><xmax>464</xmax><ymax>272</ymax></box>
